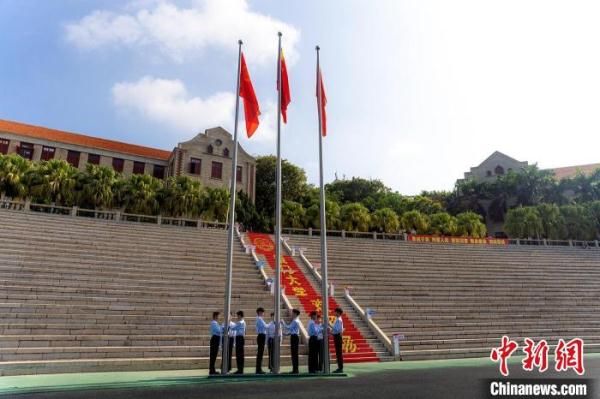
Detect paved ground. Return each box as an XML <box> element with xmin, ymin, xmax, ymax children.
<box><xmin>2</xmin><ymin>356</ymin><xmax>598</xmax><ymax>399</ymax></box>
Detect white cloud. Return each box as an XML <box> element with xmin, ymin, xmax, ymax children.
<box><xmin>112</xmin><ymin>76</ymin><xmax>277</xmax><ymax>146</ymax></box>
<box><xmin>65</xmin><ymin>0</ymin><xmax>300</xmax><ymax>65</ymax></box>
<box><xmin>112</xmin><ymin>76</ymin><xmax>235</xmax><ymax>133</ymax></box>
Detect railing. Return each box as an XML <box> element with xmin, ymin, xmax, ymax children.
<box><xmin>238</xmin><ymin>231</ymin><xmax>309</xmax><ymax>345</ymax></box>
<box><xmin>2</xmin><ymin>197</ymin><xmax>598</xmax><ymax>249</ymax></box>
<box><xmin>0</xmin><ymin>198</ymin><xmax>228</xmax><ymax>230</ymax></box>
<box><xmin>282</xmin><ymin>237</ymin><xmax>393</xmax><ymax>356</ymax></box>
<box><xmin>283</xmin><ymin>227</ymin><xmax>600</xmax><ymax>250</ymax></box>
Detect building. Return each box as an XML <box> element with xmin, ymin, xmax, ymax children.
<box><xmin>0</xmin><ymin>119</ymin><xmax>255</xmax><ymax>201</ymax></box>
<box><xmin>461</xmin><ymin>150</ymin><xmax>600</xmax><ymax>183</ymax></box>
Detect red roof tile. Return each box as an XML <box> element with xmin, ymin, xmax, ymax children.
<box><xmin>0</xmin><ymin>119</ymin><xmax>172</xmax><ymax>160</ymax></box>
<box><xmin>551</xmin><ymin>163</ymin><xmax>600</xmax><ymax>180</ymax></box>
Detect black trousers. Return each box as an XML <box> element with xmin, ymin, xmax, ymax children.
<box><xmin>209</xmin><ymin>335</ymin><xmax>220</xmax><ymax>373</ymax></box>
<box><xmin>333</xmin><ymin>333</ymin><xmax>343</xmax><ymax>370</ymax></box>
<box><xmin>221</xmin><ymin>337</ymin><xmax>234</xmax><ymax>371</ymax></box>
<box><xmin>308</xmin><ymin>336</ymin><xmax>319</xmax><ymax>373</ymax></box>
<box><xmin>318</xmin><ymin>339</ymin><xmax>325</xmax><ymax>371</ymax></box>
<box><xmin>267</xmin><ymin>337</ymin><xmax>274</xmax><ymax>370</ymax></box>
<box><xmin>290</xmin><ymin>334</ymin><xmax>299</xmax><ymax>372</ymax></box>
<box><xmin>256</xmin><ymin>333</ymin><xmax>266</xmax><ymax>372</ymax></box>
<box><xmin>235</xmin><ymin>335</ymin><xmax>245</xmax><ymax>372</ymax></box>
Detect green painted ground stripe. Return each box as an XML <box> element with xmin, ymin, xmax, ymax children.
<box><xmin>2</xmin><ymin>354</ymin><xmax>599</xmax><ymax>395</ymax></box>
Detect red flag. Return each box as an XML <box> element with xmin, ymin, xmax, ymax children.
<box><xmin>317</xmin><ymin>68</ymin><xmax>327</xmax><ymax>136</ymax></box>
<box><xmin>239</xmin><ymin>53</ymin><xmax>260</xmax><ymax>137</ymax></box>
<box><xmin>278</xmin><ymin>50</ymin><xmax>291</xmax><ymax>123</ymax></box>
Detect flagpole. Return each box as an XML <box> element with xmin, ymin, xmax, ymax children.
<box><xmin>273</xmin><ymin>31</ymin><xmax>283</xmax><ymax>374</ymax></box>
<box><xmin>316</xmin><ymin>45</ymin><xmax>331</xmax><ymax>374</ymax></box>
<box><xmin>221</xmin><ymin>39</ymin><xmax>243</xmax><ymax>375</ymax></box>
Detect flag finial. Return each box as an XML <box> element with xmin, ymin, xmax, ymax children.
<box><xmin>238</xmin><ymin>39</ymin><xmax>243</xmax><ymax>45</ymax></box>
<box><xmin>316</xmin><ymin>45</ymin><xmax>320</xmax><ymax>51</ymax></box>
<box><xmin>278</xmin><ymin>31</ymin><xmax>282</xmax><ymax>37</ymax></box>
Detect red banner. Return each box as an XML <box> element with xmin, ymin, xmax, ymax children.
<box><xmin>408</xmin><ymin>235</ymin><xmax>508</xmax><ymax>245</ymax></box>
<box><xmin>247</xmin><ymin>232</ymin><xmax>379</xmax><ymax>363</ymax></box>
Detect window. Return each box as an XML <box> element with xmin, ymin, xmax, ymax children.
<box><xmin>211</xmin><ymin>161</ymin><xmax>223</xmax><ymax>179</ymax></box>
<box><xmin>66</xmin><ymin>150</ymin><xmax>80</xmax><ymax>167</ymax></box>
<box><xmin>0</xmin><ymin>139</ymin><xmax>9</xmax><ymax>154</ymax></box>
<box><xmin>236</xmin><ymin>165</ymin><xmax>242</xmax><ymax>183</ymax></box>
<box><xmin>223</xmin><ymin>148</ymin><xmax>230</xmax><ymax>157</ymax></box>
<box><xmin>486</xmin><ymin>170</ymin><xmax>492</xmax><ymax>177</ymax></box>
<box><xmin>207</xmin><ymin>144</ymin><xmax>213</xmax><ymax>154</ymax></box>
<box><xmin>112</xmin><ymin>158</ymin><xmax>124</xmax><ymax>173</ymax></box>
<box><xmin>40</xmin><ymin>146</ymin><xmax>55</xmax><ymax>161</ymax></box>
<box><xmin>18</xmin><ymin>142</ymin><xmax>34</xmax><ymax>160</ymax></box>
<box><xmin>87</xmin><ymin>153</ymin><xmax>100</xmax><ymax>165</ymax></box>
<box><xmin>153</xmin><ymin>165</ymin><xmax>165</xmax><ymax>179</ymax></box>
<box><xmin>133</xmin><ymin>161</ymin><xmax>145</xmax><ymax>174</ymax></box>
<box><xmin>190</xmin><ymin>158</ymin><xmax>202</xmax><ymax>175</ymax></box>
<box><xmin>494</xmin><ymin>165</ymin><xmax>505</xmax><ymax>175</ymax></box>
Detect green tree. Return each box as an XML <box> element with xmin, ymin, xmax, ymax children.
<box><xmin>282</xmin><ymin>200</ymin><xmax>306</xmax><ymax>228</ymax></box>
<box><xmin>428</xmin><ymin>212</ymin><xmax>458</xmax><ymax>236</ymax></box>
<box><xmin>118</xmin><ymin>174</ymin><xmax>162</xmax><ymax>215</ymax></box>
<box><xmin>235</xmin><ymin>190</ymin><xmax>268</xmax><ymax>231</ymax></box>
<box><xmin>77</xmin><ymin>164</ymin><xmax>117</xmax><ymax>209</ymax></box>
<box><xmin>305</xmin><ymin>199</ymin><xmax>341</xmax><ymax>230</ymax></box>
<box><xmin>201</xmin><ymin>187</ymin><xmax>230</xmax><ymax>222</ymax></box>
<box><xmin>340</xmin><ymin>202</ymin><xmax>371</xmax><ymax>231</ymax></box>
<box><xmin>559</xmin><ymin>204</ymin><xmax>596</xmax><ymax>240</ymax></box>
<box><xmin>159</xmin><ymin>176</ymin><xmax>203</xmax><ymax>217</ymax></box>
<box><xmin>504</xmin><ymin>206</ymin><xmax>543</xmax><ymax>239</ymax></box>
<box><xmin>25</xmin><ymin>159</ymin><xmax>78</xmax><ymax>206</ymax></box>
<box><xmin>0</xmin><ymin>154</ymin><xmax>31</xmax><ymax>199</ymax></box>
<box><xmin>255</xmin><ymin>156</ymin><xmax>308</xmax><ymax>222</ymax></box>
<box><xmin>400</xmin><ymin>210</ymin><xmax>429</xmax><ymax>234</ymax></box>
<box><xmin>326</xmin><ymin>177</ymin><xmax>390</xmax><ymax>210</ymax></box>
<box><xmin>371</xmin><ymin>207</ymin><xmax>400</xmax><ymax>233</ymax></box>
<box><xmin>456</xmin><ymin>211</ymin><xmax>487</xmax><ymax>238</ymax></box>
<box><xmin>535</xmin><ymin>203</ymin><xmax>566</xmax><ymax>239</ymax></box>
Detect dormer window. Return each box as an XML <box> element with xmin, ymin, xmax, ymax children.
<box><xmin>494</xmin><ymin>165</ymin><xmax>505</xmax><ymax>175</ymax></box>
<box><xmin>207</xmin><ymin>144</ymin><xmax>213</xmax><ymax>154</ymax></box>
<box><xmin>223</xmin><ymin>148</ymin><xmax>230</xmax><ymax>157</ymax></box>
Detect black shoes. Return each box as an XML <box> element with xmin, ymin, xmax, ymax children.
<box><xmin>333</xmin><ymin>368</ymin><xmax>343</xmax><ymax>373</ymax></box>
<box><xmin>256</xmin><ymin>370</ymin><xmax>266</xmax><ymax>374</ymax></box>
<box><xmin>234</xmin><ymin>370</ymin><xmax>243</xmax><ymax>374</ymax></box>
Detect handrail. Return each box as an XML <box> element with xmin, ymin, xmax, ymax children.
<box><xmin>1</xmin><ymin>198</ymin><xmax>598</xmax><ymax>248</ymax></box>
<box><xmin>283</xmin><ymin>236</ymin><xmax>393</xmax><ymax>356</ymax></box>
<box><xmin>238</xmin><ymin>231</ymin><xmax>308</xmax><ymax>345</ymax></box>
<box><xmin>344</xmin><ymin>288</ymin><xmax>394</xmax><ymax>357</ymax></box>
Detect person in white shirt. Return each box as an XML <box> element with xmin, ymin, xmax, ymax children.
<box><xmin>255</xmin><ymin>307</ymin><xmax>268</xmax><ymax>374</ymax></box>
<box><xmin>221</xmin><ymin>315</ymin><xmax>236</xmax><ymax>373</ymax></box>
<box><xmin>232</xmin><ymin>310</ymin><xmax>246</xmax><ymax>374</ymax></box>
<box><xmin>331</xmin><ymin>307</ymin><xmax>345</xmax><ymax>373</ymax></box>
<box><xmin>281</xmin><ymin>309</ymin><xmax>301</xmax><ymax>374</ymax></box>
<box><xmin>316</xmin><ymin>314</ymin><xmax>325</xmax><ymax>372</ymax></box>
<box><xmin>266</xmin><ymin>312</ymin><xmax>280</xmax><ymax>372</ymax></box>
<box><xmin>209</xmin><ymin>311</ymin><xmax>222</xmax><ymax>375</ymax></box>
<box><xmin>307</xmin><ymin>311</ymin><xmax>319</xmax><ymax>373</ymax></box>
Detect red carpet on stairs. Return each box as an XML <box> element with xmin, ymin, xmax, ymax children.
<box><xmin>247</xmin><ymin>232</ymin><xmax>380</xmax><ymax>363</ymax></box>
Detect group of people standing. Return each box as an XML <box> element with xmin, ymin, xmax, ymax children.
<box><xmin>208</xmin><ymin>307</ymin><xmax>345</xmax><ymax>375</ymax></box>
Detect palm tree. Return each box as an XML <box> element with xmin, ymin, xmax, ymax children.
<box><xmin>340</xmin><ymin>202</ymin><xmax>371</xmax><ymax>232</ymax></box>
<box><xmin>159</xmin><ymin>176</ymin><xmax>203</xmax><ymax>217</ymax></box>
<box><xmin>26</xmin><ymin>160</ymin><xmax>78</xmax><ymax>206</ymax></box>
<box><xmin>371</xmin><ymin>207</ymin><xmax>400</xmax><ymax>233</ymax></box>
<box><xmin>400</xmin><ymin>210</ymin><xmax>429</xmax><ymax>234</ymax></box>
<box><xmin>282</xmin><ymin>200</ymin><xmax>306</xmax><ymax>228</ymax></box>
<box><xmin>0</xmin><ymin>154</ymin><xmax>32</xmax><ymax>199</ymax></box>
<box><xmin>77</xmin><ymin>164</ymin><xmax>117</xmax><ymax>210</ymax></box>
<box><xmin>456</xmin><ymin>211</ymin><xmax>487</xmax><ymax>238</ymax></box>
<box><xmin>428</xmin><ymin>212</ymin><xmax>458</xmax><ymax>236</ymax></box>
<box><xmin>201</xmin><ymin>187</ymin><xmax>229</xmax><ymax>222</ymax></box>
<box><xmin>118</xmin><ymin>174</ymin><xmax>162</xmax><ymax>215</ymax></box>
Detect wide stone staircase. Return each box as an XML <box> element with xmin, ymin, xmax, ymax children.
<box><xmin>287</xmin><ymin>235</ymin><xmax>600</xmax><ymax>360</ymax></box>
<box><xmin>0</xmin><ymin>209</ymin><xmax>295</xmax><ymax>375</ymax></box>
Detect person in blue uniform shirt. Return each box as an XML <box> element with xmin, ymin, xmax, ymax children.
<box><xmin>255</xmin><ymin>307</ymin><xmax>268</xmax><ymax>374</ymax></box>
<box><xmin>307</xmin><ymin>311</ymin><xmax>319</xmax><ymax>373</ymax></box>
<box><xmin>316</xmin><ymin>314</ymin><xmax>325</xmax><ymax>372</ymax></box>
<box><xmin>221</xmin><ymin>314</ymin><xmax>235</xmax><ymax>373</ymax></box>
<box><xmin>209</xmin><ymin>311</ymin><xmax>222</xmax><ymax>375</ymax></box>
<box><xmin>331</xmin><ymin>307</ymin><xmax>344</xmax><ymax>373</ymax></box>
<box><xmin>266</xmin><ymin>312</ymin><xmax>280</xmax><ymax>372</ymax></box>
<box><xmin>281</xmin><ymin>308</ymin><xmax>301</xmax><ymax>374</ymax></box>
<box><xmin>232</xmin><ymin>310</ymin><xmax>246</xmax><ymax>374</ymax></box>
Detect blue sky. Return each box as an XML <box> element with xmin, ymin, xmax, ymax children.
<box><xmin>3</xmin><ymin>0</ymin><xmax>600</xmax><ymax>194</ymax></box>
